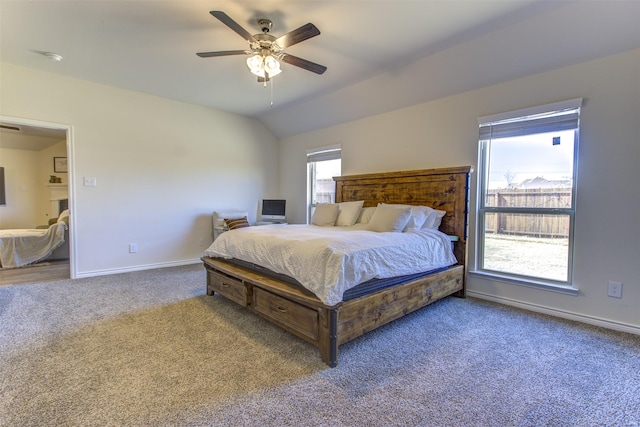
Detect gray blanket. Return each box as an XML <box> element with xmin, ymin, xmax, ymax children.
<box><xmin>0</xmin><ymin>222</ymin><xmax>67</xmax><ymax>268</ymax></box>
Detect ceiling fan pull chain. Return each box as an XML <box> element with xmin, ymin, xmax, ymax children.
<box><xmin>270</xmin><ymin>77</ymin><xmax>275</xmax><ymax>108</ymax></box>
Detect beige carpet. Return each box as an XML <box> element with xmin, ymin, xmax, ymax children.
<box><xmin>1</xmin><ymin>264</ymin><xmax>639</xmax><ymax>426</ymax></box>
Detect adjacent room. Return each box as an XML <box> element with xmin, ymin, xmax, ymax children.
<box><xmin>1</xmin><ymin>1</ymin><xmax>638</xmax><ymax>425</ymax></box>
<box><xmin>0</xmin><ymin>127</ymin><xmax>70</xmax><ymax>281</ymax></box>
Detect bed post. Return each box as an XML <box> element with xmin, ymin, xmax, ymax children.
<box><xmin>319</xmin><ymin>307</ymin><xmax>339</xmax><ymax>367</ymax></box>
<box><xmin>454</xmin><ymin>167</ymin><xmax>472</xmax><ymax>298</ymax></box>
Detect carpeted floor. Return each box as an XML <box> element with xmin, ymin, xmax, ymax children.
<box><xmin>1</xmin><ymin>264</ymin><xmax>639</xmax><ymax>426</ymax></box>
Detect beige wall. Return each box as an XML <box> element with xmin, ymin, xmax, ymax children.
<box><xmin>1</xmin><ymin>63</ymin><xmax>279</xmax><ymax>277</ymax></box>
<box><xmin>0</xmin><ymin>146</ymin><xmax>41</xmax><ymax>228</ymax></box>
<box><xmin>279</xmin><ymin>49</ymin><xmax>640</xmax><ymax>332</ymax></box>
<box><xmin>0</xmin><ymin>135</ymin><xmax>68</xmax><ymax>228</ymax></box>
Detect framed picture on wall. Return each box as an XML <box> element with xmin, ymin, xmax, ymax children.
<box><xmin>54</xmin><ymin>157</ymin><xmax>68</xmax><ymax>173</ymax></box>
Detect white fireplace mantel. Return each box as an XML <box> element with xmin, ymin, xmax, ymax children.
<box><xmin>47</xmin><ymin>184</ymin><xmax>68</xmax><ymax>217</ymax></box>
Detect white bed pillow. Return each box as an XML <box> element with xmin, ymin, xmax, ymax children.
<box><xmin>335</xmin><ymin>200</ymin><xmax>364</xmax><ymax>226</ymax></box>
<box><xmin>423</xmin><ymin>209</ymin><xmax>447</xmax><ymax>229</ymax></box>
<box><xmin>380</xmin><ymin>203</ymin><xmax>432</xmax><ymax>231</ymax></box>
<box><xmin>356</xmin><ymin>207</ymin><xmax>377</xmax><ymax>224</ymax></box>
<box><xmin>367</xmin><ymin>205</ymin><xmax>412</xmax><ymax>232</ymax></box>
<box><xmin>311</xmin><ymin>203</ymin><xmax>340</xmax><ymax>226</ymax></box>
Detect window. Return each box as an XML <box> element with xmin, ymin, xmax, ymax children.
<box><xmin>476</xmin><ymin>99</ymin><xmax>582</xmax><ymax>289</ymax></box>
<box><xmin>307</xmin><ymin>145</ymin><xmax>341</xmax><ymax>222</ymax></box>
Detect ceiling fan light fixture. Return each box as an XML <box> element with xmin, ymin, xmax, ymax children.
<box><xmin>264</xmin><ymin>55</ymin><xmax>281</xmax><ymax>76</ymax></box>
<box><xmin>246</xmin><ymin>54</ymin><xmax>263</xmax><ymax>71</ymax></box>
<box><xmin>246</xmin><ymin>53</ymin><xmax>282</xmax><ymax>79</ymax></box>
<box><xmin>250</xmin><ymin>69</ymin><xmax>265</xmax><ymax>78</ymax></box>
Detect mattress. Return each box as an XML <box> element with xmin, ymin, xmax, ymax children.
<box><xmin>204</xmin><ymin>224</ymin><xmax>457</xmax><ymax>306</ymax></box>
<box><xmin>219</xmin><ymin>257</ymin><xmax>450</xmax><ymax>302</ymax></box>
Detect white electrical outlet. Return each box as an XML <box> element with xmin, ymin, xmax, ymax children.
<box><xmin>83</xmin><ymin>177</ymin><xmax>97</xmax><ymax>187</ymax></box>
<box><xmin>608</xmin><ymin>281</ymin><xmax>623</xmax><ymax>298</ymax></box>
<box><xmin>129</xmin><ymin>243</ymin><xmax>138</xmax><ymax>253</ymax></box>
<box><xmin>199</xmin><ymin>238</ymin><xmax>204</xmax><ymax>246</ymax></box>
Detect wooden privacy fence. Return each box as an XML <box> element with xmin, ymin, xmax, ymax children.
<box><xmin>316</xmin><ymin>178</ymin><xmax>336</xmax><ymax>204</ymax></box>
<box><xmin>485</xmin><ymin>188</ymin><xmax>571</xmax><ymax>238</ymax></box>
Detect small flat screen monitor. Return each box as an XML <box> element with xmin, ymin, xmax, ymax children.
<box><xmin>261</xmin><ymin>199</ymin><xmax>286</xmax><ymax>222</ymax></box>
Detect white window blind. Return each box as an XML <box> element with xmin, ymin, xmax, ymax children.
<box><xmin>479</xmin><ymin>111</ymin><xmax>580</xmax><ymax>140</ymax></box>
<box><xmin>478</xmin><ymin>98</ymin><xmax>583</xmax><ymax>139</ymax></box>
<box><xmin>307</xmin><ymin>145</ymin><xmax>341</xmax><ymax>163</ymax></box>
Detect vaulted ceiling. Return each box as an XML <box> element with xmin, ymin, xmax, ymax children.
<box><xmin>1</xmin><ymin>1</ymin><xmax>638</xmax><ymax>139</ymax></box>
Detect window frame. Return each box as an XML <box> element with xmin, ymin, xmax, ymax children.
<box><xmin>474</xmin><ymin>99</ymin><xmax>582</xmax><ymax>293</ymax></box>
<box><xmin>307</xmin><ymin>145</ymin><xmax>341</xmax><ymax>223</ymax></box>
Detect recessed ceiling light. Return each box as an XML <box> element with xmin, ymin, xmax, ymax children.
<box><xmin>44</xmin><ymin>52</ymin><xmax>63</xmax><ymax>62</ymax></box>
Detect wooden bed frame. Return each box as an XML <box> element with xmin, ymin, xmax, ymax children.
<box><xmin>202</xmin><ymin>166</ymin><xmax>472</xmax><ymax>367</ymax></box>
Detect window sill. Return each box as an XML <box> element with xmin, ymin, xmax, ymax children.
<box><xmin>468</xmin><ymin>271</ymin><xmax>579</xmax><ymax>296</ymax></box>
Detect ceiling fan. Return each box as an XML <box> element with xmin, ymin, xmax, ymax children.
<box><xmin>197</xmin><ymin>11</ymin><xmax>327</xmax><ymax>82</ymax></box>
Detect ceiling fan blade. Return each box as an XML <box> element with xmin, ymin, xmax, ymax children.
<box><xmin>196</xmin><ymin>50</ymin><xmax>250</xmax><ymax>58</ymax></box>
<box><xmin>280</xmin><ymin>54</ymin><xmax>327</xmax><ymax>75</ymax></box>
<box><xmin>274</xmin><ymin>23</ymin><xmax>320</xmax><ymax>49</ymax></box>
<box><xmin>209</xmin><ymin>11</ymin><xmax>257</xmax><ymax>44</ymax></box>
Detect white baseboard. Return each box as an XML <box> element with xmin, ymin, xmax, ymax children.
<box><xmin>467</xmin><ymin>290</ymin><xmax>640</xmax><ymax>336</ymax></box>
<box><xmin>74</xmin><ymin>258</ymin><xmax>202</xmax><ymax>279</ymax></box>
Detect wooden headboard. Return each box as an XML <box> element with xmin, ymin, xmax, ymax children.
<box><xmin>334</xmin><ymin>166</ymin><xmax>472</xmax><ymax>267</ymax></box>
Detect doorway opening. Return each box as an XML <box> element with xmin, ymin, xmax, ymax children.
<box><xmin>0</xmin><ymin>115</ymin><xmax>75</xmax><ymax>281</ymax></box>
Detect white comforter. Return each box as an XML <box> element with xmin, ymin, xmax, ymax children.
<box><xmin>0</xmin><ymin>222</ymin><xmax>67</xmax><ymax>268</ymax></box>
<box><xmin>204</xmin><ymin>224</ymin><xmax>457</xmax><ymax>306</ymax></box>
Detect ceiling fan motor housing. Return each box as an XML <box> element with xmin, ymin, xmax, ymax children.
<box><xmin>252</xmin><ymin>33</ymin><xmax>279</xmax><ymax>53</ymax></box>
<box><xmin>257</xmin><ymin>19</ymin><xmax>272</xmax><ymax>33</ymax></box>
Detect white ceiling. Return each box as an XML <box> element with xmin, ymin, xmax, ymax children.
<box><xmin>1</xmin><ymin>1</ymin><xmax>639</xmax><ymax>139</ymax></box>
<box><xmin>0</xmin><ymin>124</ymin><xmax>66</xmax><ymax>151</ymax></box>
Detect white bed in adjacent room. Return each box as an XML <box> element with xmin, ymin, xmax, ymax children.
<box><xmin>0</xmin><ymin>211</ymin><xmax>69</xmax><ymax>268</ymax></box>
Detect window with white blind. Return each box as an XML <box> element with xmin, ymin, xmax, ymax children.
<box><xmin>476</xmin><ymin>99</ymin><xmax>582</xmax><ymax>292</ymax></box>
<box><xmin>307</xmin><ymin>145</ymin><xmax>341</xmax><ymax>223</ymax></box>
